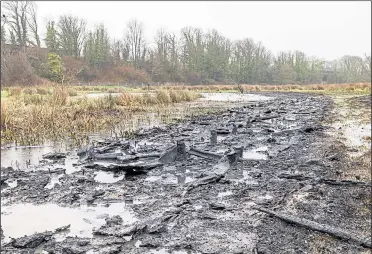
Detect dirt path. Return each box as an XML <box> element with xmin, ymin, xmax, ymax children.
<box><xmin>1</xmin><ymin>92</ymin><xmax>370</xmax><ymax>254</ymax></box>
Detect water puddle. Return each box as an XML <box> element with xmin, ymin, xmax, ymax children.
<box><xmin>0</xmin><ymin>141</ymin><xmax>82</xmax><ymax>174</ymax></box>
<box><xmin>218</xmin><ymin>191</ymin><xmax>233</xmax><ymax>198</ymax></box>
<box><xmin>0</xmin><ymin>145</ymin><xmax>58</xmax><ymax>170</ymax></box>
<box><xmin>176</xmin><ymin>175</ymin><xmax>195</xmax><ymax>184</ymax></box>
<box><xmin>1</xmin><ymin>202</ymin><xmax>137</xmax><ymax>241</ymax></box>
<box><xmin>217</xmin><ymin>136</ymin><xmax>227</xmax><ymax>142</ymax></box>
<box><xmin>215</xmin><ymin>148</ymin><xmax>228</xmax><ymax>155</ymax></box>
<box><xmin>144</xmin><ymin>176</ymin><xmax>162</xmax><ymax>182</ymax></box>
<box><xmin>124</xmin><ymin>196</ymin><xmax>151</xmax><ymax>205</ymax></box>
<box><xmin>1</xmin><ymin>93</ymin><xmax>268</xmax><ymax>170</ymax></box>
<box><xmin>252</xmin><ymin>128</ymin><xmax>262</xmax><ymax>133</ymax></box>
<box><xmin>243</xmin><ymin>146</ymin><xmax>268</xmax><ymax>160</ymax></box>
<box><xmin>159</xmin><ymin>175</ymin><xmax>178</xmax><ymax>184</ymax></box>
<box><xmin>164</xmin><ymin>165</ymin><xmax>177</xmax><ymax>171</ymax></box>
<box><xmin>200</xmin><ymin>93</ymin><xmax>272</xmax><ymax>102</ymax></box>
<box><xmin>4</xmin><ymin>179</ymin><xmax>18</xmax><ymax>189</ymax></box>
<box><xmin>329</xmin><ymin>120</ymin><xmax>371</xmax><ymax>156</ymax></box>
<box><xmin>44</xmin><ymin>174</ymin><xmax>63</xmax><ymax>189</ymax></box>
<box><xmin>254</xmin><ymin>194</ymin><xmax>273</xmax><ymax>202</ymax></box>
<box><xmin>229</xmin><ymin>170</ymin><xmax>259</xmax><ymax>185</ymax></box>
<box><xmin>64</xmin><ymin>156</ymin><xmax>81</xmax><ymax>174</ymax></box>
<box><xmin>74</xmin><ymin>93</ymin><xmax>122</xmax><ymax>99</ymax></box>
<box><xmin>94</xmin><ymin>171</ymin><xmax>124</xmax><ymax>184</ymax></box>
<box><xmin>193</xmin><ymin>205</ymin><xmax>203</xmax><ymax>210</ymax></box>
<box><xmin>148</xmin><ymin>248</ymin><xmax>200</xmax><ymax>254</ymax></box>
<box><xmin>145</xmin><ymin>174</ymin><xmax>195</xmax><ymax>185</ymax></box>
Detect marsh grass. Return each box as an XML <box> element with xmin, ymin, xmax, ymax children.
<box><xmin>51</xmin><ymin>88</ymin><xmax>68</xmax><ymax>106</ymax></box>
<box><xmin>68</xmin><ymin>89</ymin><xmax>78</xmax><ymax>97</ymax></box>
<box><xmin>157</xmin><ymin>82</ymin><xmax>371</xmax><ymax>94</ymax></box>
<box><xmin>36</xmin><ymin>87</ymin><xmax>49</xmax><ymax>95</ymax></box>
<box><xmin>1</xmin><ymin>83</ymin><xmax>369</xmax><ymax>145</ymax></box>
<box><xmin>0</xmin><ymin>88</ymin><xmax>201</xmax><ymax>145</ymax></box>
<box><xmin>1</xmin><ymin>101</ymin><xmax>9</xmax><ymax>130</ymax></box>
<box><xmin>8</xmin><ymin>87</ymin><xmax>22</xmax><ymax>97</ymax></box>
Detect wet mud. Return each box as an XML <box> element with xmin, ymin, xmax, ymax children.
<box><xmin>1</xmin><ymin>92</ymin><xmax>371</xmax><ymax>254</ymax></box>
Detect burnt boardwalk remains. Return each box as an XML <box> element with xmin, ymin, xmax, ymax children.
<box><xmin>1</xmin><ymin>92</ymin><xmax>370</xmax><ymax>254</ymax></box>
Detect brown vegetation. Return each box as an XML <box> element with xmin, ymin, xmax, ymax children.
<box><xmin>0</xmin><ymin>88</ymin><xmax>200</xmax><ymax>145</ymax></box>
<box><xmin>1</xmin><ymin>50</ymin><xmax>52</xmax><ymax>86</ymax></box>
<box><xmin>156</xmin><ymin>83</ymin><xmax>371</xmax><ymax>93</ymax></box>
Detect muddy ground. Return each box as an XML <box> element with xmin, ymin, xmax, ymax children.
<box><xmin>1</xmin><ymin>92</ymin><xmax>371</xmax><ymax>254</ymax></box>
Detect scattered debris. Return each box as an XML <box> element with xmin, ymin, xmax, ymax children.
<box><xmin>253</xmin><ymin>206</ymin><xmax>371</xmax><ymax>248</ymax></box>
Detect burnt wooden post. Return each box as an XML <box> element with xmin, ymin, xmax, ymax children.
<box><xmin>177</xmin><ymin>139</ymin><xmax>186</xmax><ymax>156</ymax></box>
<box><xmin>232</xmin><ymin>124</ymin><xmax>238</xmax><ymax>135</ymax></box>
<box><xmin>246</xmin><ymin>117</ymin><xmax>252</xmax><ymax>128</ymax></box>
<box><xmin>210</xmin><ymin>130</ymin><xmax>217</xmax><ymax>145</ymax></box>
<box><xmin>227</xmin><ymin>151</ymin><xmax>238</xmax><ymax>167</ymax></box>
<box><xmin>233</xmin><ymin>146</ymin><xmax>244</xmax><ymax>158</ymax></box>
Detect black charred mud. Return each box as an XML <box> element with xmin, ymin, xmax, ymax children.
<box><xmin>1</xmin><ymin>92</ymin><xmax>370</xmax><ymax>253</ymax></box>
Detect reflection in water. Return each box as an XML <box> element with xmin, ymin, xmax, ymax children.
<box><xmin>1</xmin><ymin>203</ymin><xmax>137</xmax><ymax>241</ymax></box>
<box><xmin>218</xmin><ymin>191</ymin><xmax>233</xmax><ymax>198</ymax></box>
<box><xmin>0</xmin><ymin>139</ymin><xmax>82</xmax><ymax>173</ymax></box>
<box><xmin>44</xmin><ymin>174</ymin><xmax>63</xmax><ymax>189</ymax></box>
<box><xmin>243</xmin><ymin>146</ymin><xmax>268</xmax><ymax>160</ymax></box>
<box><xmin>1</xmin><ymin>93</ymin><xmax>271</xmax><ymax>173</ymax></box>
<box><xmin>4</xmin><ymin>179</ymin><xmax>18</xmax><ymax>189</ymax></box>
<box><xmin>200</xmin><ymin>93</ymin><xmax>272</xmax><ymax>102</ymax></box>
<box><xmin>1</xmin><ymin>145</ymin><xmax>58</xmax><ymax>170</ymax></box>
<box><xmin>145</xmin><ymin>174</ymin><xmax>195</xmax><ymax>185</ymax></box>
<box><xmin>176</xmin><ymin>175</ymin><xmax>195</xmax><ymax>184</ymax></box>
<box><xmin>144</xmin><ymin>176</ymin><xmax>162</xmax><ymax>182</ymax></box>
<box><xmin>94</xmin><ymin>171</ymin><xmax>124</xmax><ymax>184</ymax></box>
<box><xmin>149</xmin><ymin>248</ymin><xmax>200</xmax><ymax>254</ymax></box>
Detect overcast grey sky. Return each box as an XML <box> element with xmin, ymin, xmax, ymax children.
<box><xmin>33</xmin><ymin>1</ymin><xmax>371</xmax><ymax>60</ymax></box>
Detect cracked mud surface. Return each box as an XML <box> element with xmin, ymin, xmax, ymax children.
<box><xmin>1</xmin><ymin>92</ymin><xmax>371</xmax><ymax>254</ymax></box>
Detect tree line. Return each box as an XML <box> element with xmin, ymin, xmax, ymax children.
<box><xmin>1</xmin><ymin>1</ymin><xmax>371</xmax><ymax>85</ymax></box>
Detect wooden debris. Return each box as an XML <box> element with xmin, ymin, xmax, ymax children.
<box><xmin>185</xmin><ymin>174</ymin><xmax>223</xmax><ymax>193</ymax></box>
<box><xmin>319</xmin><ymin>178</ymin><xmax>370</xmax><ymax>187</ymax></box>
<box><xmin>85</xmin><ymin>161</ymin><xmax>163</xmax><ymax>175</ymax></box>
<box><xmin>188</xmin><ymin>147</ymin><xmax>223</xmax><ymax>161</ymax></box>
<box><xmin>253</xmin><ymin>206</ymin><xmax>371</xmax><ymax>248</ymax></box>
<box><xmin>159</xmin><ymin>145</ymin><xmax>177</xmax><ymax>163</ymax></box>
<box><xmin>210</xmin><ymin>130</ymin><xmax>217</xmax><ymax>145</ymax></box>
<box><xmin>93</xmin><ymin>152</ymin><xmax>123</xmax><ymax>160</ymax></box>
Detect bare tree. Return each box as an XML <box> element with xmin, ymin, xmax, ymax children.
<box><xmin>122</xmin><ymin>39</ymin><xmax>130</xmax><ymax>62</ymax></box>
<box><xmin>2</xmin><ymin>1</ymin><xmax>31</xmax><ymax>48</ymax></box>
<box><xmin>125</xmin><ymin>19</ymin><xmax>146</xmax><ymax>68</ymax></box>
<box><xmin>111</xmin><ymin>39</ymin><xmax>122</xmax><ymax>63</ymax></box>
<box><xmin>359</xmin><ymin>54</ymin><xmax>371</xmax><ymax>78</ymax></box>
<box><xmin>26</xmin><ymin>2</ymin><xmax>40</xmax><ymax>47</ymax></box>
<box><xmin>1</xmin><ymin>15</ymin><xmax>6</xmax><ymax>44</ymax></box>
<box><xmin>154</xmin><ymin>28</ymin><xmax>169</xmax><ymax>62</ymax></box>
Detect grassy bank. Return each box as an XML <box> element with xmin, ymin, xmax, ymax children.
<box><xmin>157</xmin><ymin>83</ymin><xmax>371</xmax><ymax>95</ymax></box>
<box><xmin>0</xmin><ymin>88</ymin><xmax>200</xmax><ymax>146</ymax></box>
<box><xmin>1</xmin><ymin>82</ymin><xmax>370</xmax><ymax>145</ymax></box>
<box><xmin>1</xmin><ymin>83</ymin><xmax>370</xmax><ymax>99</ymax></box>
<box><xmin>1</xmin><ymin>85</ymin><xmax>140</xmax><ymax>99</ymax></box>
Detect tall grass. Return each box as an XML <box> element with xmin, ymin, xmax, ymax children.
<box><xmin>156</xmin><ymin>90</ymin><xmax>171</xmax><ymax>104</ymax></box>
<box><xmin>0</xmin><ymin>88</ymin><xmax>201</xmax><ymax>145</ymax></box>
<box><xmin>68</xmin><ymin>89</ymin><xmax>78</xmax><ymax>97</ymax></box>
<box><xmin>8</xmin><ymin>87</ymin><xmax>22</xmax><ymax>97</ymax></box>
<box><xmin>36</xmin><ymin>87</ymin><xmax>49</xmax><ymax>95</ymax></box>
<box><xmin>116</xmin><ymin>90</ymin><xmax>199</xmax><ymax>107</ymax></box>
<box><xmin>51</xmin><ymin>88</ymin><xmax>68</xmax><ymax>106</ymax></box>
<box><xmin>1</xmin><ymin>101</ymin><xmax>9</xmax><ymax>130</ymax></box>
<box><xmin>156</xmin><ymin>82</ymin><xmax>371</xmax><ymax>94</ymax></box>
